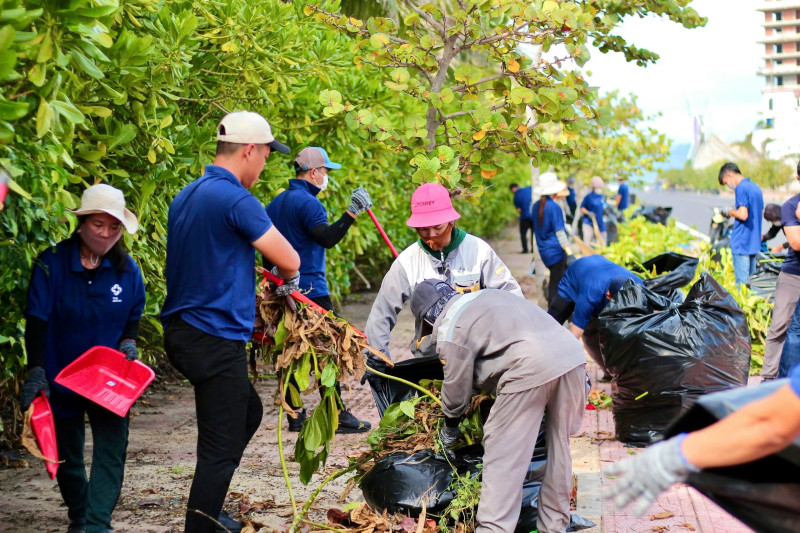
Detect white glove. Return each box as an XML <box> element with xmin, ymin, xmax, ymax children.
<box><xmin>348</xmin><ymin>187</ymin><xmax>372</xmax><ymax>216</ymax></box>
<box><xmin>271</xmin><ymin>266</ymin><xmax>300</xmax><ymax>297</ymax></box>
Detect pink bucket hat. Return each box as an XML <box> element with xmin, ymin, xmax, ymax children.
<box><xmin>406</xmin><ymin>183</ymin><xmax>461</xmax><ymax>228</ymax></box>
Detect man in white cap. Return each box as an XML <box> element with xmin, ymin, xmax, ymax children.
<box><xmin>410</xmin><ymin>279</ymin><xmax>587</xmax><ymax>533</ymax></box>
<box><xmin>162</xmin><ymin>111</ymin><xmax>300</xmax><ymax>533</ymax></box>
<box><xmin>266</xmin><ymin>146</ymin><xmax>372</xmax><ymax>433</ymax></box>
<box><xmin>363</xmin><ymin>182</ymin><xmax>522</xmax><ymax>414</ymax></box>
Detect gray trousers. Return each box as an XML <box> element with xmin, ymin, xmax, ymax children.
<box><xmin>762</xmin><ymin>271</ymin><xmax>800</xmax><ymax>378</ymax></box>
<box><xmin>582</xmin><ymin>223</ymin><xmax>606</xmax><ymax>248</ymax></box>
<box><xmin>477</xmin><ymin>365</ymin><xmax>586</xmax><ymax>533</ymax></box>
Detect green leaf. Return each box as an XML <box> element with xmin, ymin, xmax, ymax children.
<box><xmin>0</xmin><ymin>49</ymin><xmax>15</xmax><ymax>79</ymax></box>
<box><xmin>273</xmin><ymin>319</ymin><xmax>288</xmax><ymax>348</ymax></box>
<box><xmin>0</xmin><ymin>98</ymin><xmax>31</xmax><ymax>121</ymax></box>
<box><xmin>70</xmin><ymin>50</ymin><xmax>104</xmax><ymax>79</ymax></box>
<box><xmin>320</xmin><ymin>362</ymin><xmax>337</xmax><ymax>388</ymax></box>
<box><xmin>287</xmin><ymin>383</ymin><xmax>302</xmax><ymax>409</ymax></box>
<box><xmin>294</xmin><ymin>352</ymin><xmax>312</xmax><ymax>391</ymax></box>
<box><xmin>0</xmin><ymin>119</ymin><xmax>13</xmax><ymax>143</ymax></box>
<box><xmin>440</xmin><ymin>87</ymin><xmax>454</xmax><ymax>104</ymax></box>
<box><xmin>107</xmin><ymin>123</ymin><xmax>137</xmax><ymax>149</ymax></box>
<box><xmin>399</xmin><ymin>399</ymin><xmax>416</xmax><ymax>419</ymax></box>
<box><xmin>369</xmin><ymin>33</ymin><xmax>389</xmax><ymax>48</ymax></box>
<box><xmin>28</xmin><ymin>63</ymin><xmax>46</xmax><ymax>87</ymax></box>
<box><xmin>0</xmin><ymin>25</ymin><xmax>15</xmax><ymax>53</ymax></box>
<box><xmin>318</xmin><ymin>89</ymin><xmax>342</xmax><ymax>107</ymax></box>
<box><xmin>50</xmin><ymin>100</ymin><xmax>85</xmax><ymax>125</ymax></box>
<box><xmin>510</xmin><ymin>86</ymin><xmax>535</xmax><ymax>104</ymax></box>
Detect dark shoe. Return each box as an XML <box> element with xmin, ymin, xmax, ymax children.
<box><xmin>336</xmin><ymin>410</ymin><xmax>371</xmax><ymax>434</ymax></box>
<box><xmin>216</xmin><ymin>511</ymin><xmax>243</xmax><ymax>533</ymax></box>
<box><xmin>287</xmin><ymin>409</ymin><xmax>306</xmax><ymax>432</ymax></box>
<box><xmin>66</xmin><ymin>527</ymin><xmax>86</xmax><ymax>533</ymax></box>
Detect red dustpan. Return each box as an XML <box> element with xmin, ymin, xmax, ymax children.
<box><xmin>55</xmin><ymin>346</ymin><xmax>155</xmax><ymax>417</ymax></box>
<box><xmin>30</xmin><ymin>393</ymin><xmax>59</xmax><ymax>480</ymax></box>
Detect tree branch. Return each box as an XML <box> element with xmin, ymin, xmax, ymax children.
<box><xmin>451</xmin><ymin>71</ymin><xmax>515</xmax><ymax>93</ymax></box>
<box><xmin>442</xmin><ymin>110</ymin><xmax>474</xmax><ymax>120</ymax></box>
<box><xmin>402</xmin><ymin>0</ymin><xmax>445</xmax><ymax>38</ymax></box>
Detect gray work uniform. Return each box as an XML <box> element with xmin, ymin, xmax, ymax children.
<box><xmin>365</xmin><ymin>232</ymin><xmax>523</xmax><ymax>360</ymax></box>
<box><xmin>431</xmin><ymin>290</ymin><xmax>587</xmax><ymax>533</ymax></box>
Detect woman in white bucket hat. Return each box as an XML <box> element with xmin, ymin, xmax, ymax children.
<box><xmin>532</xmin><ymin>172</ymin><xmax>574</xmax><ymax>304</ymax></box>
<box><xmin>20</xmin><ymin>183</ymin><xmax>145</xmax><ymax>533</ymax></box>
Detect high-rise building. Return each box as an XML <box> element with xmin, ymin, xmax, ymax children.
<box><xmin>754</xmin><ymin>1</ymin><xmax>800</xmax><ymax>158</ymax></box>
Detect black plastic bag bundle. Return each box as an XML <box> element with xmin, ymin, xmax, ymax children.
<box><xmin>371</xmin><ymin>356</ymin><xmax>444</xmax><ymax>415</ymax></box>
<box><xmin>599</xmin><ymin>274</ymin><xmax>751</xmax><ymax>444</ymax></box>
<box><xmin>666</xmin><ymin>379</ymin><xmax>800</xmax><ymax>533</ymax></box>
<box><xmin>633</xmin><ymin>205</ymin><xmax>672</xmax><ymax>225</ymax></box>
<box><xmin>639</xmin><ymin>252</ymin><xmax>699</xmax><ymax>297</ymax></box>
<box><xmin>746</xmin><ymin>254</ymin><xmax>783</xmax><ymax>299</ymax></box>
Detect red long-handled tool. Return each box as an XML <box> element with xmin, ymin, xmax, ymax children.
<box><xmin>367</xmin><ymin>208</ymin><xmax>399</xmax><ymax>258</ymax></box>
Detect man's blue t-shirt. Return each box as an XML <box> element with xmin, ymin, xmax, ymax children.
<box><xmin>580</xmin><ymin>192</ymin><xmax>606</xmax><ymax>232</ymax></box>
<box><xmin>790</xmin><ymin>364</ymin><xmax>800</xmax><ymax>398</ymax></box>
<box><xmin>781</xmin><ymin>193</ymin><xmax>800</xmax><ymax>276</ymax></box>
<box><xmin>566</xmin><ymin>187</ymin><xmax>577</xmax><ymax>214</ymax></box>
<box><xmin>161</xmin><ymin>165</ymin><xmax>273</xmax><ymax>341</ymax></box>
<box><xmin>731</xmin><ymin>178</ymin><xmax>764</xmax><ymax>255</ymax></box>
<box><xmin>617</xmin><ymin>183</ymin><xmax>629</xmax><ymax>210</ymax></box>
<box><xmin>513</xmin><ymin>186</ymin><xmax>533</xmax><ymax>221</ymax></box>
<box><xmin>26</xmin><ymin>239</ymin><xmax>146</xmax><ymax>417</ymax></box>
<box><xmin>267</xmin><ymin>179</ymin><xmax>329</xmax><ymax>298</ymax></box>
<box><xmin>532</xmin><ymin>198</ymin><xmax>566</xmax><ymax>267</ymax></box>
<box><xmin>557</xmin><ymin>255</ymin><xmax>642</xmax><ymax>329</ymax></box>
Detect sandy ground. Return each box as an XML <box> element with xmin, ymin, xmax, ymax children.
<box><xmin>0</xmin><ymin>226</ymin><xmax>602</xmax><ymax>533</ymax></box>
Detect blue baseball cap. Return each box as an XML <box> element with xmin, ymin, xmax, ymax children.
<box><xmin>295</xmin><ymin>147</ymin><xmax>342</xmax><ymax>171</ymax></box>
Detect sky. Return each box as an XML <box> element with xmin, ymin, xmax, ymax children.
<box><xmin>578</xmin><ymin>0</ymin><xmax>764</xmax><ymax>146</ymax></box>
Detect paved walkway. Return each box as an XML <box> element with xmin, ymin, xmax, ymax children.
<box><xmin>490</xmin><ymin>225</ymin><xmax>756</xmax><ymax>533</ymax></box>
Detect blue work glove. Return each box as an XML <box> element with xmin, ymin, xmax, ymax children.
<box><xmin>271</xmin><ymin>266</ymin><xmax>300</xmax><ymax>297</ymax></box>
<box><xmin>119</xmin><ymin>339</ymin><xmax>139</xmax><ymax>361</ymax></box>
<box><xmin>348</xmin><ymin>187</ymin><xmax>372</xmax><ymax>216</ymax></box>
<box><xmin>21</xmin><ymin>366</ymin><xmax>50</xmax><ymax>411</ymax></box>
<box><xmin>603</xmin><ymin>434</ymin><xmax>699</xmax><ymax>516</ymax></box>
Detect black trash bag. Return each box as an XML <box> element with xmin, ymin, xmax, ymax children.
<box><xmin>360</xmin><ymin>446</ymin><xmax>544</xmax><ymax>517</ymax></box>
<box><xmin>746</xmin><ymin>253</ymin><xmax>784</xmax><ymax>299</ymax></box>
<box><xmin>598</xmin><ymin>274</ymin><xmax>751</xmax><ymax>444</ymax></box>
<box><xmin>638</xmin><ymin>252</ymin><xmax>699</xmax><ymax>296</ymax></box>
<box><xmin>371</xmin><ymin>356</ymin><xmax>444</xmax><ymax>415</ymax></box>
<box><xmin>633</xmin><ymin>205</ymin><xmax>672</xmax><ymax>225</ymax></box>
<box><xmin>666</xmin><ymin>379</ymin><xmax>800</xmax><ymax>533</ymax></box>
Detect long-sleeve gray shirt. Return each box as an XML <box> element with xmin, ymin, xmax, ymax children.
<box><xmin>431</xmin><ymin>289</ymin><xmax>586</xmax><ymax>419</ymax></box>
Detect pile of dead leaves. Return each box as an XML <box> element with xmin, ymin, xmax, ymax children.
<box><xmin>320</xmin><ymin>503</ymin><xmax>439</xmax><ymax>533</ymax></box>
<box><xmin>586</xmin><ymin>389</ymin><xmax>612</xmax><ymax>409</ymax></box>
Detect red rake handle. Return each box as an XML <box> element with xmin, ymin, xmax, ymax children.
<box><xmin>261</xmin><ymin>270</ymin><xmax>366</xmax><ymax>337</ymax></box>
<box><xmin>367</xmin><ymin>208</ymin><xmax>399</xmax><ymax>258</ymax></box>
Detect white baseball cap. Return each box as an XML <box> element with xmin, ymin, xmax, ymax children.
<box><xmin>69</xmin><ymin>184</ymin><xmax>139</xmax><ymax>234</ymax></box>
<box><xmin>216</xmin><ymin>111</ymin><xmax>290</xmax><ymax>153</ymax></box>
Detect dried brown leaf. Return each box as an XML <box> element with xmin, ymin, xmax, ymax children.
<box><xmin>651</xmin><ymin>511</ymin><xmax>675</xmax><ymax>520</ymax></box>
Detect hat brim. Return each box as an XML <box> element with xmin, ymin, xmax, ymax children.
<box><xmin>324</xmin><ymin>162</ymin><xmax>342</xmax><ymax>170</ymax></box>
<box><xmin>69</xmin><ymin>207</ymin><xmax>139</xmax><ymax>234</ymax></box>
<box><xmin>406</xmin><ymin>209</ymin><xmax>460</xmax><ymax>228</ymax></box>
<box><xmin>534</xmin><ymin>182</ymin><xmax>567</xmax><ymax>196</ymax></box>
<box><xmin>269</xmin><ymin>140</ymin><xmax>291</xmax><ymax>154</ymax></box>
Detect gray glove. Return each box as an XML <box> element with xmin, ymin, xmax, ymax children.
<box><xmin>348</xmin><ymin>187</ymin><xmax>372</xmax><ymax>216</ymax></box>
<box><xmin>439</xmin><ymin>425</ymin><xmax>460</xmax><ymax>449</ymax></box>
<box><xmin>271</xmin><ymin>266</ymin><xmax>300</xmax><ymax>297</ymax></box>
<box><xmin>603</xmin><ymin>434</ymin><xmax>699</xmax><ymax>516</ymax></box>
<box><xmin>119</xmin><ymin>339</ymin><xmax>139</xmax><ymax>361</ymax></box>
<box><xmin>21</xmin><ymin>366</ymin><xmax>50</xmax><ymax>411</ymax></box>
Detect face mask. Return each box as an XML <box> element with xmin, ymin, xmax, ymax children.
<box><xmin>318</xmin><ymin>173</ymin><xmax>329</xmax><ymax>192</ymax></box>
<box><xmin>78</xmin><ymin>226</ymin><xmax>121</xmax><ymax>257</ymax></box>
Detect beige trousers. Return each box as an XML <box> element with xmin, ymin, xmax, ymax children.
<box><xmin>476</xmin><ymin>365</ymin><xmax>586</xmax><ymax>533</ymax></box>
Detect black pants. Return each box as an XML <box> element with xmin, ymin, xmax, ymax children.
<box><xmin>55</xmin><ymin>405</ymin><xmax>129</xmax><ymax>533</ymax></box>
<box><xmin>285</xmin><ymin>294</ymin><xmax>343</xmax><ymax>410</ymax></box>
<box><xmin>546</xmin><ymin>256</ymin><xmax>568</xmax><ymax>305</ymax></box>
<box><xmin>165</xmin><ymin>316</ymin><xmax>263</xmax><ymax>533</ymax></box>
<box><xmin>519</xmin><ymin>219</ymin><xmax>533</xmax><ymax>253</ymax></box>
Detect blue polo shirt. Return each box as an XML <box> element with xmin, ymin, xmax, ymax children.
<box><xmin>781</xmin><ymin>194</ymin><xmax>800</xmax><ymax>276</ymax></box>
<box><xmin>513</xmin><ymin>186</ymin><xmax>533</xmax><ymax>221</ymax></box>
<box><xmin>557</xmin><ymin>255</ymin><xmax>642</xmax><ymax>329</ymax></box>
<box><xmin>790</xmin><ymin>364</ymin><xmax>800</xmax><ymax>398</ymax></box>
<box><xmin>566</xmin><ymin>187</ymin><xmax>577</xmax><ymax>214</ymax></box>
<box><xmin>731</xmin><ymin>178</ymin><xmax>764</xmax><ymax>255</ymax></box>
<box><xmin>580</xmin><ymin>192</ymin><xmax>606</xmax><ymax>232</ymax></box>
<box><xmin>532</xmin><ymin>198</ymin><xmax>566</xmax><ymax>267</ymax></box>
<box><xmin>266</xmin><ymin>179</ymin><xmax>329</xmax><ymax>298</ymax></box>
<box><xmin>161</xmin><ymin>165</ymin><xmax>273</xmax><ymax>341</ymax></box>
<box><xmin>617</xmin><ymin>183</ymin><xmax>629</xmax><ymax>210</ymax></box>
<box><xmin>25</xmin><ymin>238</ymin><xmax>145</xmax><ymax>418</ymax></box>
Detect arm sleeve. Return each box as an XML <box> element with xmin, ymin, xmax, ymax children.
<box><xmin>309</xmin><ymin>212</ymin><xmax>354</xmax><ymax>249</ymax></box>
<box><xmin>480</xmin><ymin>247</ymin><xmax>524</xmax><ymax>297</ymax></box>
<box><xmin>25</xmin><ymin>257</ymin><xmax>54</xmax><ymax>322</ymax></box>
<box><xmin>439</xmin><ymin>342</ymin><xmax>475</xmax><ymax>419</ymax></box>
<box><xmin>364</xmin><ymin>259</ymin><xmax>413</xmax><ymax>359</ymax></box>
<box><xmin>763</xmin><ymin>224</ymin><xmax>781</xmax><ymax>241</ymax></box>
<box><xmin>556</xmin><ymin>229</ymin><xmax>570</xmax><ymax>249</ymax></box>
<box><xmin>24</xmin><ymin>315</ymin><xmax>47</xmax><ymax>369</ymax></box>
<box><xmin>782</xmin><ymin>199</ymin><xmax>800</xmax><ymax>228</ymax></box>
<box><xmin>735</xmin><ymin>185</ymin><xmax>748</xmax><ymax>211</ymax></box>
<box><xmin>571</xmin><ymin>297</ymin><xmax>597</xmax><ymax>330</ymax></box>
<box><xmin>121</xmin><ymin>320</ymin><xmax>141</xmax><ymax>341</ymax></box>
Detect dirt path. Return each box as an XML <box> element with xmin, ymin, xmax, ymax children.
<box><xmin>0</xmin><ymin>226</ymin><xmax>602</xmax><ymax>533</ymax></box>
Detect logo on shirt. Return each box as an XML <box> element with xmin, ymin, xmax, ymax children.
<box><xmin>111</xmin><ymin>284</ymin><xmax>123</xmax><ymax>303</ymax></box>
